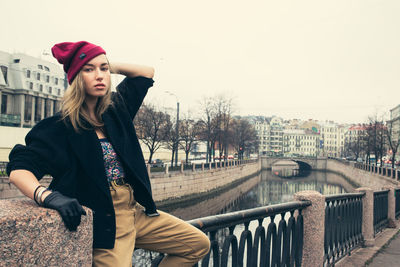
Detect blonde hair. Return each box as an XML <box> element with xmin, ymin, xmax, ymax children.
<box><xmin>61</xmin><ymin>71</ymin><xmax>112</xmax><ymax>132</ymax></box>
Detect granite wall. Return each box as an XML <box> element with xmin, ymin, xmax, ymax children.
<box><xmin>0</xmin><ymin>199</ymin><xmax>93</xmax><ymax>266</ymax></box>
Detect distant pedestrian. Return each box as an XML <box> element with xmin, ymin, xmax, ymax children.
<box><xmin>7</xmin><ymin>41</ymin><xmax>210</xmax><ymax>267</ymax></box>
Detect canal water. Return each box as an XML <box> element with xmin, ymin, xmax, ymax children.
<box><xmin>167</xmin><ymin>168</ymin><xmax>353</xmax><ymax>220</ymax></box>
<box><xmin>133</xmin><ymin>167</ymin><xmax>354</xmax><ymax>265</ymax></box>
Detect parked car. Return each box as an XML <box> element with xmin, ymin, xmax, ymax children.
<box><xmin>150</xmin><ymin>159</ymin><xmax>164</xmax><ymax>168</ymax></box>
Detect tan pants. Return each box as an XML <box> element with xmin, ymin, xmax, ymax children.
<box><xmin>93</xmin><ymin>183</ymin><xmax>210</xmax><ymax>267</ymax></box>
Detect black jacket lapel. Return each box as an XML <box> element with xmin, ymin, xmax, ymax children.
<box><xmin>67</xmin><ymin>128</ymin><xmax>111</xmax><ymax>203</ymax></box>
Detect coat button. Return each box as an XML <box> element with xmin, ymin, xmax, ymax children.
<box><xmin>106</xmin><ymin>213</ymin><xmax>111</xmax><ymax>217</ymax></box>
<box><xmin>105</xmin><ymin>228</ymin><xmax>111</xmax><ymax>232</ymax></box>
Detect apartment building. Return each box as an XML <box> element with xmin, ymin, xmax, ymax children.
<box><xmin>0</xmin><ymin>51</ymin><xmax>67</xmax><ymax>128</ymax></box>
<box><xmin>320</xmin><ymin>121</ymin><xmax>346</xmax><ymax>157</ymax></box>
<box><xmin>269</xmin><ymin>117</ymin><xmax>284</xmax><ymax>156</ymax></box>
<box><xmin>283</xmin><ymin>129</ymin><xmax>319</xmax><ymax>157</ymax></box>
<box><xmin>388</xmin><ymin>104</ymin><xmax>400</xmax><ymax>143</ymax></box>
<box><xmin>255</xmin><ymin>118</ymin><xmax>271</xmax><ymax>155</ymax></box>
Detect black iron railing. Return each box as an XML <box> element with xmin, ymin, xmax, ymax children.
<box><xmin>180</xmin><ymin>201</ymin><xmax>311</xmax><ymax>267</ymax></box>
<box><xmin>324</xmin><ymin>193</ymin><xmax>364</xmax><ymax>266</ymax></box>
<box><xmin>373</xmin><ymin>190</ymin><xmax>389</xmax><ymax>235</ymax></box>
<box><xmin>395</xmin><ymin>189</ymin><xmax>400</xmax><ymax>219</ymax></box>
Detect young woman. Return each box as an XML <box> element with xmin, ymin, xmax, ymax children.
<box><xmin>7</xmin><ymin>41</ymin><xmax>210</xmax><ymax>267</ymax></box>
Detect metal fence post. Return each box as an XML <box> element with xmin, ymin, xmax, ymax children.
<box><xmin>355</xmin><ymin>187</ymin><xmax>374</xmax><ymax>247</ymax></box>
<box><xmin>294</xmin><ymin>190</ymin><xmax>325</xmax><ymax>267</ymax></box>
<box><xmin>165</xmin><ymin>164</ymin><xmax>169</xmax><ymax>174</ymax></box>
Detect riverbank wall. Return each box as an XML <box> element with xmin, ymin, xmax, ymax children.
<box><xmin>325</xmin><ymin>159</ymin><xmax>399</xmax><ymax>190</ymax></box>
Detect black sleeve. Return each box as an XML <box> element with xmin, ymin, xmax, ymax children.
<box><xmin>115</xmin><ymin>76</ymin><xmax>154</xmax><ymax>119</ymax></box>
<box><xmin>6</xmin><ymin>117</ymin><xmax>62</xmax><ymax>180</ymax></box>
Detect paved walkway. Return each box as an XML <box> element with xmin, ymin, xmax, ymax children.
<box><xmin>367</xmin><ymin>230</ymin><xmax>400</xmax><ymax>266</ymax></box>
<box><xmin>336</xmin><ymin>225</ymin><xmax>400</xmax><ymax>267</ymax></box>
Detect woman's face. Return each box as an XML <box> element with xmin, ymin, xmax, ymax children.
<box><xmin>81</xmin><ymin>54</ymin><xmax>111</xmax><ymax>98</ymax></box>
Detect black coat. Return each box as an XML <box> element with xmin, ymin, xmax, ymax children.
<box><xmin>7</xmin><ymin>76</ymin><xmax>156</xmax><ymax>249</ymax></box>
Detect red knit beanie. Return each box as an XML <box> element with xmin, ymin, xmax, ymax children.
<box><xmin>51</xmin><ymin>41</ymin><xmax>106</xmax><ymax>84</ymax></box>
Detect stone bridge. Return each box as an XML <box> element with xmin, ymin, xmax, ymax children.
<box><xmin>261</xmin><ymin>156</ymin><xmax>328</xmax><ymax>170</ymax></box>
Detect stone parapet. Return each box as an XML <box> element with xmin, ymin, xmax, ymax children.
<box><xmin>326</xmin><ymin>160</ymin><xmax>399</xmax><ymax>189</ymax></box>
<box><xmin>355</xmin><ymin>187</ymin><xmax>374</xmax><ymax>246</ymax></box>
<box><xmin>383</xmin><ymin>186</ymin><xmax>397</xmax><ymax>228</ymax></box>
<box><xmin>150</xmin><ymin>161</ymin><xmax>260</xmax><ymax>202</ymax></box>
<box><xmin>294</xmin><ymin>190</ymin><xmax>325</xmax><ymax>267</ymax></box>
<box><xmin>0</xmin><ymin>199</ymin><xmax>93</xmax><ymax>266</ymax></box>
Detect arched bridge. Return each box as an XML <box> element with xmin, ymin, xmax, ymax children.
<box><xmin>261</xmin><ymin>156</ymin><xmax>328</xmax><ymax>170</ymax></box>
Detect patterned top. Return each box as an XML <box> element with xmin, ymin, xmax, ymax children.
<box><xmin>99</xmin><ymin>138</ymin><xmax>126</xmax><ymax>182</ymax></box>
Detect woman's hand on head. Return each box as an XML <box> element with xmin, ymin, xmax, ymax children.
<box><xmin>110</xmin><ymin>62</ymin><xmax>154</xmax><ymax>78</ymax></box>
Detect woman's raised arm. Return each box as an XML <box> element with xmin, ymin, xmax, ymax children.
<box><xmin>110</xmin><ymin>62</ymin><xmax>154</xmax><ymax>78</ymax></box>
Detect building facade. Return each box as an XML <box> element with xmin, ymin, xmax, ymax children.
<box><xmin>254</xmin><ymin>116</ymin><xmax>284</xmax><ymax>156</ymax></box>
<box><xmin>255</xmin><ymin>118</ymin><xmax>271</xmax><ymax>155</ymax></box>
<box><xmin>0</xmin><ymin>51</ymin><xmax>67</xmax><ymax>128</ymax></box>
<box><xmin>389</xmin><ymin>104</ymin><xmax>400</xmax><ymax>143</ymax></box>
<box><xmin>320</xmin><ymin>122</ymin><xmax>347</xmax><ymax>157</ymax></box>
<box><xmin>283</xmin><ymin>129</ymin><xmax>319</xmax><ymax>157</ymax></box>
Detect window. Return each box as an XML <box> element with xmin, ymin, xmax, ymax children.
<box><xmin>58</xmin><ymin>89</ymin><xmax>61</xmax><ymax>95</ymax></box>
<box><xmin>53</xmin><ymin>100</ymin><xmax>61</xmax><ymax>114</ymax></box>
<box><xmin>34</xmin><ymin>97</ymin><xmax>41</xmax><ymax>122</ymax></box>
<box><xmin>27</xmin><ymin>70</ymin><xmax>31</xmax><ymax>78</ymax></box>
<box><xmin>29</xmin><ymin>82</ymin><xmax>33</xmax><ymax>89</ymax></box>
<box><xmin>49</xmin><ymin>87</ymin><xmax>52</xmax><ymax>94</ymax></box>
<box><xmin>13</xmin><ymin>59</ymin><xmax>20</xmax><ymax>63</ymax></box>
<box><xmin>55</xmin><ymin>78</ymin><xmax>58</xmax><ymax>85</ymax></box>
<box><xmin>24</xmin><ymin>95</ymin><xmax>33</xmax><ymax>121</ymax></box>
<box><xmin>44</xmin><ymin>66</ymin><xmax>50</xmax><ymax>71</ymax></box>
<box><xmin>38</xmin><ymin>65</ymin><xmax>43</xmax><ymax>70</ymax></box>
<box><xmin>44</xmin><ymin>99</ymin><xmax>53</xmax><ymax>118</ymax></box>
<box><xmin>0</xmin><ymin>66</ymin><xmax>8</xmax><ymax>84</ymax></box>
<box><xmin>1</xmin><ymin>94</ymin><xmax>7</xmax><ymax>114</ymax></box>
<box><xmin>37</xmin><ymin>73</ymin><xmax>40</xmax><ymax>80</ymax></box>
<box><xmin>46</xmin><ymin>75</ymin><xmax>49</xmax><ymax>83</ymax></box>
<box><xmin>39</xmin><ymin>84</ymin><xmax>43</xmax><ymax>92</ymax></box>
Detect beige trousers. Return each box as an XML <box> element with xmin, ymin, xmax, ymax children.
<box><xmin>93</xmin><ymin>183</ymin><xmax>210</xmax><ymax>267</ymax></box>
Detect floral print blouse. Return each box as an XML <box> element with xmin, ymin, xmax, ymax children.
<box><xmin>99</xmin><ymin>138</ymin><xmax>125</xmax><ymax>182</ymax></box>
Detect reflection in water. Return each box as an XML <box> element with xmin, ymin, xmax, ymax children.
<box><xmin>167</xmin><ymin>169</ymin><xmax>350</xmax><ymax>219</ymax></box>
<box><xmin>271</xmin><ymin>160</ymin><xmax>299</xmax><ymax>178</ymax></box>
<box><xmin>229</xmin><ymin>170</ymin><xmax>348</xmax><ymax>213</ymax></box>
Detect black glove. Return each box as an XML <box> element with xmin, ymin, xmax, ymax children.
<box><xmin>43</xmin><ymin>191</ymin><xmax>86</xmax><ymax>231</ymax></box>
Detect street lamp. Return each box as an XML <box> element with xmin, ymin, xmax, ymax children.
<box><xmin>165</xmin><ymin>91</ymin><xmax>179</xmax><ymax>167</ymax></box>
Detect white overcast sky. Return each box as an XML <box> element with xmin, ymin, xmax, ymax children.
<box><xmin>2</xmin><ymin>0</ymin><xmax>400</xmax><ymax>124</ymax></box>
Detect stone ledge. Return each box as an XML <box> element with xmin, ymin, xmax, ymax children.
<box><xmin>0</xmin><ymin>199</ymin><xmax>93</xmax><ymax>266</ymax></box>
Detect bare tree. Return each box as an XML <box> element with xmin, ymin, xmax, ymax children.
<box><xmin>178</xmin><ymin>114</ymin><xmax>202</xmax><ymax>163</ymax></box>
<box><xmin>366</xmin><ymin>113</ymin><xmax>387</xmax><ymax>165</ymax></box>
<box><xmin>229</xmin><ymin>117</ymin><xmax>258</xmax><ymax>160</ymax></box>
<box><xmin>344</xmin><ymin>125</ymin><xmax>367</xmax><ymax>160</ymax></box>
<box><xmin>386</xmin><ymin>120</ymin><xmax>400</xmax><ymax>168</ymax></box>
<box><xmin>215</xmin><ymin>95</ymin><xmax>234</xmax><ymax>159</ymax></box>
<box><xmin>134</xmin><ymin>103</ymin><xmax>171</xmax><ymax>163</ymax></box>
<box><xmin>198</xmin><ymin>97</ymin><xmax>217</xmax><ymax>163</ymax></box>
<box><xmin>162</xmin><ymin>117</ymin><xmax>177</xmax><ymax>167</ymax></box>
